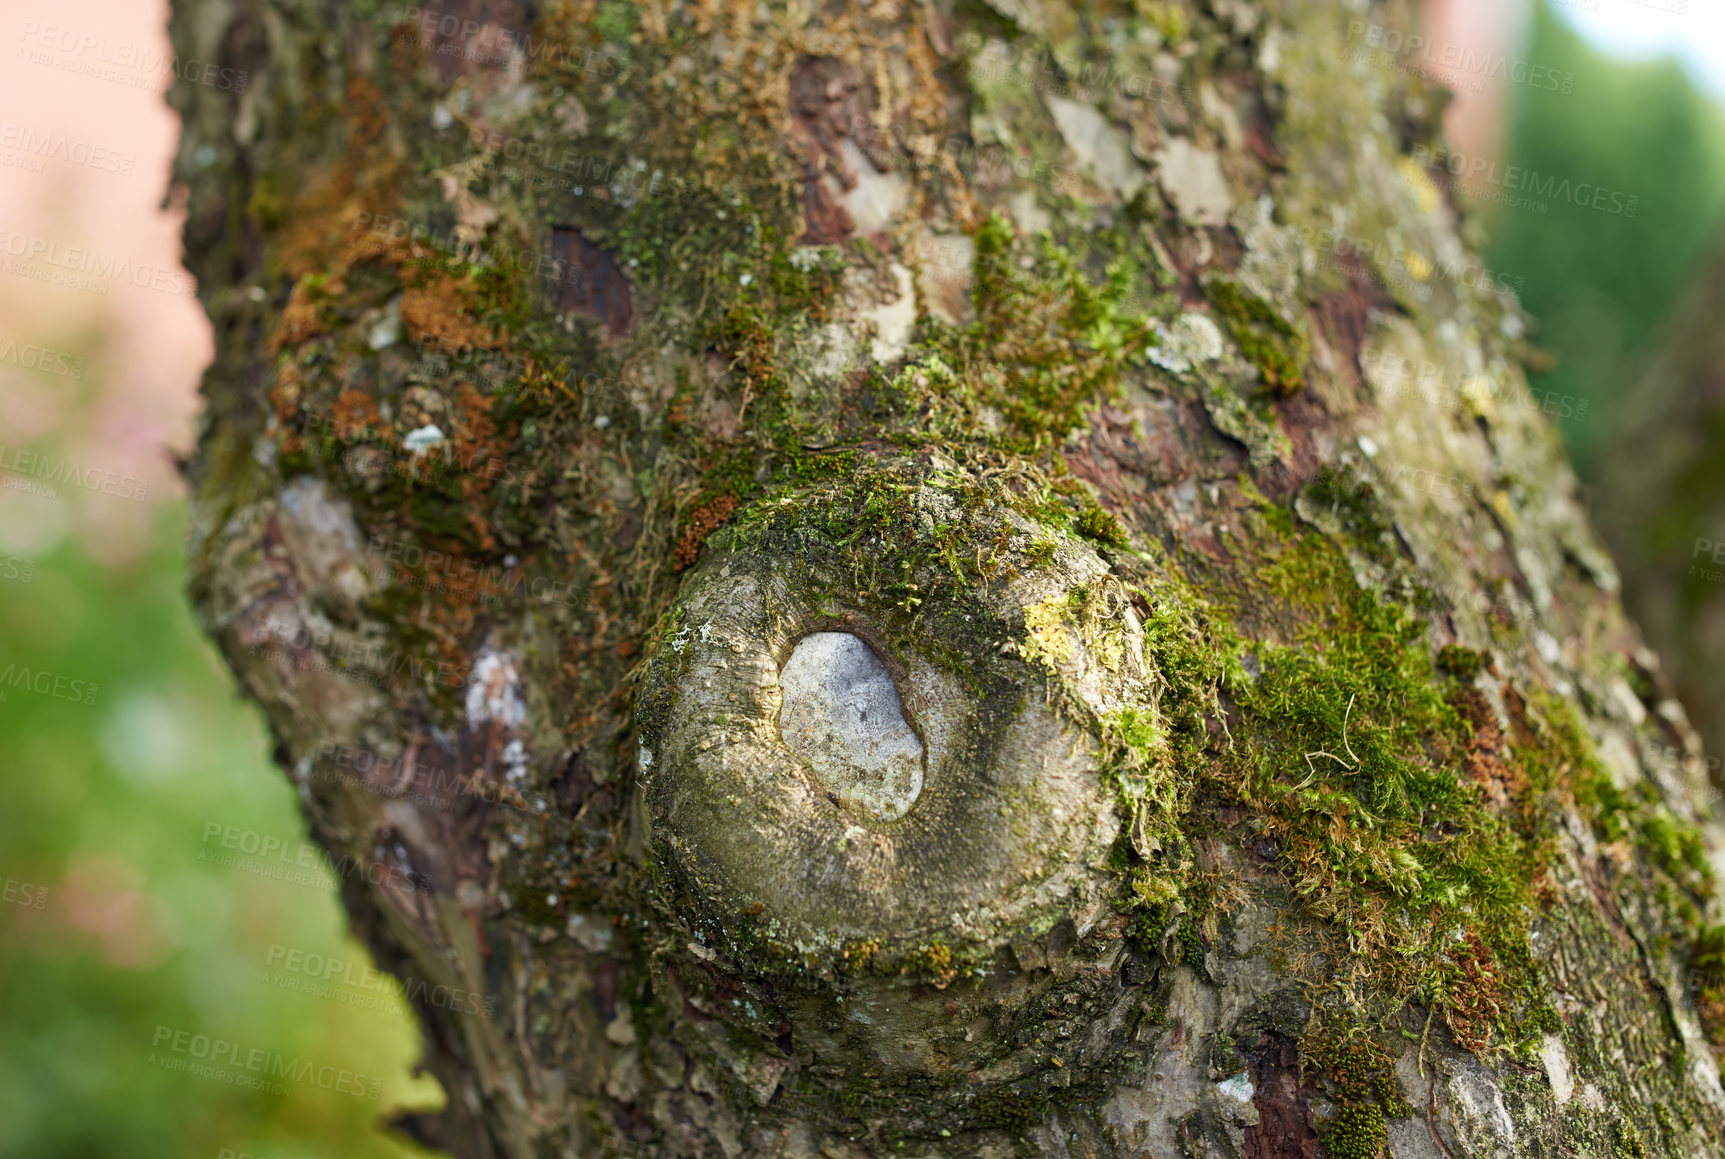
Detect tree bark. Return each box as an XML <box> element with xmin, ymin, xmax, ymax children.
<box><xmin>167</xmin><ymin>1</ymin><xmax>1725</xmax><ymax>1156</ymax></box>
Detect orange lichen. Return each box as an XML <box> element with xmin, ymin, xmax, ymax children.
<box><xmin>674</xmin><ymin>495</ymin><xmax>739</xmax><ymax>570</ymax></box>
<box><xmin>401</xmin><ymin>277</ymin><xmax>498</xmax><ymax>353</ymax></box>
<box><xmin>1441</xmin><ymin>929</ymin><xmax>1510</xmax><ymax>1054</ymax></box>
<box><xmin>1450</xmin><ymin>686</ymin><xmax>1526</xmax><ymax>813</ymax></box>
<box><xmin>270</xmin><ymin>362</ymin><xmax>304</xmax><ymax>426</ymax></box>
<box><xmin>273</xmin><ymin>78</ymin><xmax>403</xmax><ymax>280</ymax></box>
<box><xmin>331</xmin><ymin>390</ymin><xmax>383</xmax><ymax>441</ymax></box>
<box><xmin>271</xmin><ymin>279</ymin><xmax>328</xmax><ymax>352</ymax></box>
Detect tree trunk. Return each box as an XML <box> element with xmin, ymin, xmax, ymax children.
<box><xmin>167</xmin><ymin>0</ymin><xmax>1725</xmax><ymax>1156</ymax></box>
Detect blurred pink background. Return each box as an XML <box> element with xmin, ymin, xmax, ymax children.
<box><xmin>0</xmin><ymin>0</ymin><xmax>210</xmax><ymax>568</ymax></box>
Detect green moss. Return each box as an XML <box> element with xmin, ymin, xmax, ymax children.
<box><xmin>1529</xmin><ymin>690</ymin><xmax>1721</xmax><ymax>1046</ymax></box>
<box><xmin>1323</xmin><ymin>1104</ymin><xmax>1391</xmax><ymax>1159</ymax></box>
<box><xmin>1615</xmin><ymin>1119</ymin><xmax>1652</xmax><ymax>1159</ymax></box>
<box><xmin>1302</xmin><ymin>1019</ymin><xmax>1409</xmax><ymax>1159</ymax></box>
<box><xmin>1136</xmin><ymin>1</ymin><xmax>1190</xmax><ymax>44</ymax></box>
<box><xmin>1235</xmin><ymin>536</ymin><xmax>1563</xmax><ymax>1052</ymax></box>
<box><xmin>510</xmin><ymin>882</ymin><xmax>565</xmax><ymax>926</ymax></box>
<box><xmin>1698</xmin><ymin>922</ymin><xmax>1725</xmax><ymax>994</ymax></box>
<box><xmin>1074</xmin><ymin>503</ymin><xmax>1129</xmax><ymax>548</ymax></box>
<box><xmin>1300</xmin><ymin>463</ymin><xmax>1400</xmax><ymax>567</ymax></box>
<box><xmin>593</xmin><ymin>0</ymin><xmax>639</xmax><ymax>45</ymax></box>
<box><xmin>766</xmin><ymin>243</ymin><xmax>846</xmax><ymax>318</ymax></box>
<box><xmin>1173</xmin><ymin>916</ymin><xmax>1208</xmax><ymax>978</ymax></box>
<box><xmin>850</xmin><ymin>210</ymin><xmax>1171</xmax><ymax>448</ymax></box>
<box><xmin>1207</xmin><ymin>278</ymin><xmax>1309</xmax><ymax>396</ymax></box>
<box><xmin>895</xmin><ymin>937</ymin><xmax>986</xmax><ymax>989</ymax></box>
<box><xmin>1437</xmin><ymin>643</ymin><xmax>1490</xmax><ymax>678</ymax></box>
<box><xmin>1081</xmin><ymin>475</ymin><xmax>1580</xmax><ymax>1067</ymax></box>
<box><xmin>972</xmin><ymin>1084</ymin><xmax>1041</xmax><ymax>1132</ymax></box>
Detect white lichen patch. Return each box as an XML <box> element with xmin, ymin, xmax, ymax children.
<box><xmin>403</xmin><ymin>424</ymin><xmax>447</xmax><ymax>456</ymax></box>
<box><xmin>837</xmin><ymin>138</ymin><xmax>907</xmax><ymax>236</ymax></box>
<box><xmin>366</xmin><ymin>295</ymin><xmax>402</xmax><ymax>350</ymax></box>
<box><xmin>1539</xmin><ymin>1034</ymin><xmax>1573</xmax><ymax>1107</ymax></box>
<box><xmin>466</xmin><ymin>650</ymin><xmax>526</xmax><ymax>729</ymax></box>
<box><xmin>277</xmin><ymin>475</ymin><xmax>375</xmax><ymax>612</ymax></box>
<box><xmin>911</xmin><ymin>231</ymin><xmax>975</xmax><ymax>327</ymax></box>
<box><xmin>1231</xmin><ymin>195</ymin><xmax>1303</xmax><ymax>304</ymax></box>
<box><xmin>779</xmin><ymin>633</ymin><xmax>924</xmax><ymax>823</ymax></box>
<box><xmin>1150</xmin><ymin>313</ymin><xmax>1225</xmax><ymax>375</ymax></box>
<box><xmin>1154</xmin><ymin>137</ymin><xmax>1233</xmax><ymax>226</ymax></box>
<box><xmin>1446</xmin><ymin>1059</ymin><xmax>1518</xmax><ymax>1145</ymax></box>
<box><xmin>865</xmin><ymin>263</ymin><xmax>918</xmax><ymax>364</ymax></box>
<box><xmin>1046</xmin><ymin>95</ymin><xmax>1145</xmax><ymax>200</ymax></box>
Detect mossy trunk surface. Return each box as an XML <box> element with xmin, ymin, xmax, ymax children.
<box><xmin>168</xmin><ymin>0</ymin><xmax>1725</xmax><ymax>1155</ymax></box>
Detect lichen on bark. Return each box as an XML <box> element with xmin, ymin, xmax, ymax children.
<box><xmin>168</xmin><ymin>0</ymin><xmax>1725</xmax><ymax>1154</ymax></box>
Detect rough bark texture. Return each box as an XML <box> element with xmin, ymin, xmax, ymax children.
<box><xmin>167</xmin><ymin>0</ymin><xmax>1725</xmax><ymax>1156</ymax></box>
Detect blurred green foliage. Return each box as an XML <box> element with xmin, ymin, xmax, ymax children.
<box><xmin>0</xmin><ymin>508</ymin><xmax>440</xmax><ymax>1159</ymax></box>
<box><xmin>1485</xmin><ymin>2</ymin><xmax>1725</xmax><ymax>466</ymax></box>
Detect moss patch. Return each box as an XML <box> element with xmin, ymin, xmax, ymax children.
<box><xmin>1206</xmin><ymin>277</ymin><xmax>1310</xmax><ymax>396</ymax></box>
<box><xmin>1301</xmin><ymin>1017</ymin><xmax>1410</xmax><ymax>1159</ymax></box>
